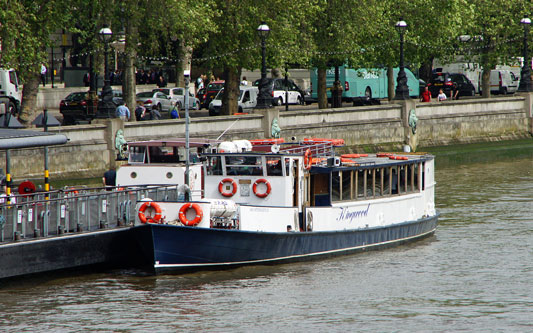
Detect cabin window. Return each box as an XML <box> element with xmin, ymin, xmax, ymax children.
<box><xmin>226</xmin><ymin>155</ymin><xmax>263</xmax><ymax>176</ymax></box>
<box><xmin>341</xmin><ymin>171</ymin><xmax>351</xmax><ymax>200</ymax></box>
<box><xmin>129</xmin><ymin>146</ymin><xmax>146</xmax><ymax>163</ymax></box>
<box><xmin>331</xmin><ymin>171</ymin><xmax>340</xmax><ymax>201</ymax></box>
<box><xmin>206</xmin><ymin>156</ymin><xmax>223</xmax><ymax>175</ymax></box>
<box><xmin>266</xmin><ymin>157</ymin><xmax>283</xmax><ymax>176</ymax></box>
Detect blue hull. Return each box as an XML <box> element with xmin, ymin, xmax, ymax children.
<box><xmin>133</xmin><ymin>215</ymin><xmax>438</xmax><ymax>274</ymax></box>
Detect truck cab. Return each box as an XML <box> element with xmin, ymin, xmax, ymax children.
<box><xmin>0</xmin><ymin>69</ymin><xmax>21</xmax><ymax>115</ymax></box>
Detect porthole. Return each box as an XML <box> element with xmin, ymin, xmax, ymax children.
<box><xmin>166</xmin><ymin>172</ymin><xmax>173</xmax><ymax>179</ymax></box>
<box><xmin>130</xmin><ymin>172</ymin><xmax>137</xmax><ymax>179</ymax></box>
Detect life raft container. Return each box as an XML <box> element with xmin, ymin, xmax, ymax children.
<box><xmin>303</xmin><ymin>138</ymin><xmax>345</xmax><ymax>146</ymax></box>
<box><xmin>389</xmin><ymin>155</ymin><xmax>409</xmax><ymax>160</ymax></box>
<box><xmin>304</xmin><ymin>149</ymin><xmax>312</xmax><ymax>170</ymax></box>
<box><xmin>341</xmin><ymin>153</ymin><xmax>368</xmax><ymax>158</ymax></box>
<box><xmin>178</xmin><ymin>203</ymin><xmax>203</xmax><ymax>226</ymax></box>
<box><xmin>253</xmin><ymin>179</ymin><xmax>272</xmax><ymax>198</ymax></box>
<box><xmin>138</xmin><ymin>201</ymin><xmax>163</xmax><ymax>224</ymax></box>
<box><xmin>249</xmin><ymin>138</ymin><xmax>285</xmax><ymax>145</ymax></box>
<box><xmin>219</xmin><ymin>178</ymin><xmax>237</xmax><ymax>197</ymax></box>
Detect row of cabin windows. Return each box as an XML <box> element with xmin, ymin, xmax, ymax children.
<box><xmin>331</xmin><ymin>163</ymin><xmax>424</xmax><ymax>202</ymax></box>
<box><xmin>206</xmin><ymin>155</ymin><xmax>289</xmax><ymax>177</ymax></box>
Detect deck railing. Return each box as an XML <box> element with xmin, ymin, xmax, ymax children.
<box><xmin>0</xmin><ymin>185</ymin><xmax>181</xmax><ymax>244</ymax></box>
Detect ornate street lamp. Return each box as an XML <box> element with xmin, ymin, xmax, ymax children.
<box><xmin>98</xmin><ymin>25</ymin><xmax>114</xmax><ymax>118</ymax></box>
<box><xmin>518</xmin><ymin>16</ymin><xmax>532</xmax><ymax>92</ymax></box>
<box><xmin>255</xmin><ymin>22</ymin><xmax>272</xmax><ymax>109</ymax></box>
<box><xmin>394</xmin><ymin>19</ymin><xmax>410</xmax><ymax>100</ymax></box>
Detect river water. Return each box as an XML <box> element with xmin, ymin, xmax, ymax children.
<box><xmin>0</xmin><ymin>141</ymin><xmax>532</xmax><ymax>332</ymax></box>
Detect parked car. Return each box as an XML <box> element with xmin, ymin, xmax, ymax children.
<box><xmin>201</xmin><ymin>80</ymin><xmax>225</xmax><ymax>109</ymax></box>
<box><xmin>60</xmin><ymin>90</ymin><xmax>124</xmax><ymax>125</ymax></box>
<box><xmin>428</xmin><ymin>72</ymin><xmax>475</xmax><ymax>98</ymax></box>
<box><xmin>136</xmin><ymin>91</ymin><xmax>173</xmax><ymax>115</ymax></box>
<box><xmin>152</xmin><ymin>88</ymin><xmax>200</xmax><ymax>110</ymax></box>
<box><xmin>253</xmin><ymin>78</ymin><xmax>304</xmax><ymax>106</ymax></box>
<box><xmin>209</xmin><ymin>86</ymin><xmax>258</xmax><ymax>116</ymax></box>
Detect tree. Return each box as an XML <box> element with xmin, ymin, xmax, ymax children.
<box><xmin>0</xmin><ymin>1</ymin><xmax>73</xmax><ymax>126</ymax></box>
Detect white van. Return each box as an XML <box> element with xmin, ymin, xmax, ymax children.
<box><xmin>209</xmin><ymin>85</ymin><xmax>258</xmax><ymax>116</ymax></box>
<box><xmin>486</xmin><ymin>70</ymin><xmax>520</xmax><ymax>94</ymax></box>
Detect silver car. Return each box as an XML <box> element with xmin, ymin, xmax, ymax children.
<box><xmin>136</xmin><ymin>91</ymin><xmax>173</xmax><ymax>113</ymax></box>
<box><xmin>152</xmin><ymin>88</ymin><xmax>200</xmax><ymax>110</ymax></box>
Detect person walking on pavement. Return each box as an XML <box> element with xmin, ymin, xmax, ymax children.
<box><xmin>115</xmin><ymin>101</ymin><xmax>130</xmax><ymax>121</ymax></box>
<box><xmin>40</xmin><ymin>64</ymin><xmax>47</xmax><ymax>87</ymax></box>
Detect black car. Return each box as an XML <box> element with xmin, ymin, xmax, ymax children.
<box><xmin>201</xmin><ymin>81</ymin><xmax>225</xmax><ymax>109</ymax></box>
<box><xmin>60</xmin><ymin>90</ymin><xmax>123</xmax><ymax>125</ymax></box>
<box><xmin>428</xmin><ymin>72</ymin><xmax>475</xmax><ymax>98</ymax></box>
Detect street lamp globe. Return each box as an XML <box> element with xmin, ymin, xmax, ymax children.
<box><xmin>395</xmin><ymin>19</ymin><xmax>407</xmax><ymax>33</ymax></box>
<box><xmin>99</xmin><ymin>26</ymin><xmax>113</xmax><ymax>42</ymax></box>
<box><xmin>521</xmin><ymin>16</ymin><xmax>531</xmax><ymax>25</ymax></box>
<box><xmin>257</xmin><ymin>22</ymin><xmax>270</xmax><ymax>40</ymax></box>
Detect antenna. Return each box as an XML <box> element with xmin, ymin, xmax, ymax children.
<box><xmin>216</xmin><ymin>119</ymin><xmax>240</xmax><ymax>140</ymax></box>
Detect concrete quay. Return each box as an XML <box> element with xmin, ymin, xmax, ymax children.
<box><xmin>4</xmin><ymin>93</ymin><xmax>533</xmax><ymax>182</ymax></box>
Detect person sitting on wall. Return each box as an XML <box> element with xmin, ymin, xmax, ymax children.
<box><xmin>437</xmin><ymin>89</ymin><xmax>447</xmax><ymax>101</ymax></box>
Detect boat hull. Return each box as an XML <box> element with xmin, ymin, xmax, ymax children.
<box><xmin>133</xmin><ymin>214</ymin><xmax>438</xmax><ymax>274</ymax></box>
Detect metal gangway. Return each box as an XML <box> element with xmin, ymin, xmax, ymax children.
<box><xmin>0</xmin><ymin>184</ymin><xmax>181</xmax><ymax>244</ymax></box>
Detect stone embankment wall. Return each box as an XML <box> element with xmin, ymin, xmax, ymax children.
<box><xmin>2</xmin><ymin>95</ymin><xmax>532</xmax><ymax>181</ymax></box>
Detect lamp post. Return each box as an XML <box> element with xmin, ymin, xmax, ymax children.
<box><xmin>394</xmin><ymin>19</ymin><xmax>410</xmax><ymax>100</ymax></box>
<box><xmin>518</xmin><ymin>16</ymin><xmax>532</xmax><ymax>92</ymax></box>
<box><xmin>255</xmin><ymin>22</ymin><xmax>272</xmax><ymax>109</ymax></box>
<box><xmin>98</xmin><ymin>25</ymin><xmax>114</xmax><ymax>118</ymax></box>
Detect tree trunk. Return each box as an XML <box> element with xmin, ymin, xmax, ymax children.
<box><xmin>175</xmin><ymin>40</ymin><xmax>186</xmax><ymax>87</ymax></box>
<box><xmin>221</xmin><ymin>67</ymin><xmax>241</xmax><ymax>116</ymax></box>
<box><xmin>481</xmin><ymin>67</ymin><xmax>491</xmax><ymax>98</ymax></box>
<box><xmin>387</xmin><ymin>65</ymin><xmax>395</xmax><ymax>101</ymax></box>
<box><xmin>419</xmin><ymin>59</ymin><xmax>433</xmax><ymax>83</ymax></box>
<box><xmin>19</xmin><ymin>72</ymin><xmax>41</xmax><ymax>126</ymax></box>
<box><xmin>318</xmin><ymin>68</ymin><xmax>327</xmax><ymax>109</ymax></box>
<box><xmin>123</xmin><ymin>23</ymin><xmax>137</xmax><ymax>121</ymax></box>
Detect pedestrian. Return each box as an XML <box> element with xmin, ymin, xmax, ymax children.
<box><xmin>420</xmin><ymin>86</ymin><xmax>431</xmax><ymax>102</ymax></box>
<box><xmin>143</xmin><ymin>107</ymin><xmax>161</xmax><ymax>121</ymax></box>
<box><xmin>102</xmin><ymin>166</ymin><xmax>116</xmax><ymax>191</ymax></box>
<box><xmin>134</xmin><ymin>101</ymin><xmax>146</xmax><ymax>121</ymax></box>
<box><xmin>83</xmin><ymin>72</ymin><xmax>90</xmax><ymax>87</ymax></box>
<box><xmin>115</xmin><ymin>101</ymin><xmax>130</xmax><ymax>121</ymax></box>
<box><xmin>40</xmin><ymin>64</ymin><xmax>47</xmax><ymax>87</ymax></box>
<box><xmin>241</xmin><ymin>76</ymin><xmax>248</xmax><ymax>86</ymax></box>
<box><xmin>452</xmin><ymin>82</ymin><xmax>460</xmax><ymax>100</ymax></box>
<box><xmin>170</xmin><ymin>102</ymin><xmax>180</xmax><ymax>119</ymax></box>
<box><xmin>157</xmin><ymin>75</ymin><xmax>167</xmax><ymax>88</ymax></box>
<box><xmin>437</xmin><ymin>89</ymin><xmax>447</xmax><ymax>101</ymax></box>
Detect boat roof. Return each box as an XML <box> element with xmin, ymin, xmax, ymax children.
<box><xmin>127</xmin><ymin>138</ymin><xmax>220</xmax><ymax>148</ymax></box>
<box><xmin>0</xmin><ymin>128</ymin><xmax>68</xmax><ymax>149</ymax></box>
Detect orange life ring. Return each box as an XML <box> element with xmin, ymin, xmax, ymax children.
<box><xmin>304</xmin><ymin>149</ymin><xmax>312</xmax><ymax>170</ymax></box>
<box><xmin>138</xmin><ymin>201</ymin><xmax>163</xmax><ymax>224</ymax></box>
<box><xmin>389</xmin><ymin>155</ymin><xmax>408</xmax><ymax>160</ymax></box>
<box><xmin>253</xmin><ymin>178</ymin><xmax>272</xmax><ymax>198</ymax></box>
<box><xmin>376</xmin><ymin>153</ymin><xmax>393</xmax><ymax>157</ymax></box>
<box><xmin>179</xmin><ymin>203</ymin><xmax>203</xmax><ymax>226</ymax></box>
<box><xmin>219</xmin><ymin>178</ymin><xmax>237</xmax><ymax>197</ymax></box>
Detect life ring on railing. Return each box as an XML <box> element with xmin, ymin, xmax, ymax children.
<box><xmin>253</xmin><ymin>178</ymin><xmax>272</xmax><ymax>198</ymax></box>
<box><xmin>389</xmin><ymin>155</ymin><xmax>408</xmax><ymax>160</ymax></box>
<box><xmin>219</xmin><ymin>178</ymin><xmax>237</xmax><ymax>197</ymax></box>
<box><xmin>304</xmin><ymin>149</ymin><xmax>312</xmax><ymax>170</ymax></box>
<box><xmin>179</xmin><ymin>203</ymin><xmax>203</xmax><ymax>226</ymax></box>
<box><xmin>138</xmin><ymin>201</ymin><xmax>163</xmax><ymax>224</ymax></box>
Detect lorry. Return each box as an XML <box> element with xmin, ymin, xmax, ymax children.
<box><xmin>310</xmin><ymin>66</ymin><xmax>419</xmax><ymax>103</ymax></box>
<box><xmin>0</xmin><ymin>69</ymin><xmax>22</xmax><ymax>115</ymax></box>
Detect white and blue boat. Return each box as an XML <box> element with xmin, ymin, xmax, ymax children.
<box><xmin>131</xmin><ymin>138</ymin><xmax>438</xmax><ymax>273</ymax></box>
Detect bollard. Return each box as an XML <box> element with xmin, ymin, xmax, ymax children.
<box><xmin>76</xmin><ymin>223</ymin><xmax>83</xmax><ymax>233</ymax></box>
<box><xmin>58</xmin><ymin>225</ymin><xmax>64</xmax><ymax>235</ymax></box>
<box><xmin>34</xmin><ymin>228</ymin><xmax>40</xmax><ymax>238</ymax></box>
